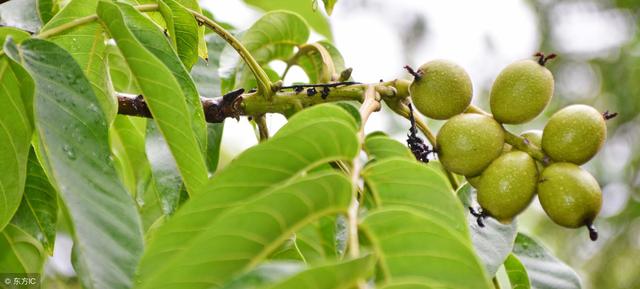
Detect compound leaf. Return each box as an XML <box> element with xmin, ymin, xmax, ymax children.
<box><xmin>5</xmin><ymin>38</ymin><xmax>144</xmax><ymax>289</ymax></box>
<box><xmin>136</xmin><ymin>104</ymin><xmax>360</xmax><ymax>289</ymax></box>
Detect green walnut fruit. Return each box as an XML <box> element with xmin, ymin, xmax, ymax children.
<box><xmin>477</xmin><ymin>151</ymin><xmax>538</xmax><ymax>222</ymax></box>
<box><xmin>490</xmin><ymin>59</ymin><xmax>554</xmax><ymax>124</ymax></box>
<box><xmin>437</xmin><ymin>113</ymin><xmax>504</xmax><ymax>176</ymax></box>
<box><xmin>410</xmin><ymin>60</ymin><xmax>473</xmax><ymax>120</ymax></box>
<box><xmin>542</xmin><ymin>104</ymin><xmax>606</xmax><ymax>165</ymax></box>
<box><xmin>538</xmin><ymin>162</ymin><xmax>602</xmax><ymax>228</ymax></box>
<box><xmin>467</xmin><ymin>175</ymin><xmax>482</xmax><ymax>188</ymax></box>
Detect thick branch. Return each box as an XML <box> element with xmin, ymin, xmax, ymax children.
<box><xmin>117</xmin><ymin>80</ymin><xmax>410</xmax><ymax>123</ymax></box>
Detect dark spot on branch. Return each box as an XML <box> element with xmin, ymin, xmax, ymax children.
<box><xmin>307</xmin><ymin>87</ymin><xmax>317</xmax><ymax>96</ymax></box>
<box><xmin>321</xmin><ymin>87</ymin><xmax>330</xmax><ymax>99</ymax></box>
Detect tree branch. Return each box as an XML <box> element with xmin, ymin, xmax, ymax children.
<box><xmin>117</xmin><ymin>80</ymin><xmax>410</xmax><ymax>123</ymax></box>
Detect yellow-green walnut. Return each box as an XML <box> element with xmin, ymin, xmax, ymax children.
<box><xmin>410</xmin><ymin>60</ymin><xmax>473</xmax><ymax>120</ymax></box>
<box><xmin>490</xmin><ymin>59</ymin><xmax>554</xmax><ymax>124</ymax></box>
<box><xmin>477</xmin><ymin>151</ymin><xmax>538</xmax><ymax>222</ymax></box>
<box><xmin>538</xmin><ymin>162</ymin><xmax>602</xmax><ymax>228</ymax></box>
<box><xmin>542</xmin><ymin>104</ymin><xmax>606</xmax><ymax>165</ymax></box>
<box><xmin>437</xmin><ymin>113</ymin><xmax>504</xmax><ymax>176</ymax></box>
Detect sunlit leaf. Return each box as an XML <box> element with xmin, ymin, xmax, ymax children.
<box><xmin>363</xmin><ymin>132</ymin><xmax>413</xmax><ymax>162</ymax></box>
<box><xmin>221</xmin><ymin>262</ymin><xmax>304</xmax><ymax>289</ymax></box>
<box><xmin>106</xmin><ymin>43</ymin><xmax>140</xmax><ymax>94</ymax></box>
<box><xmin>5</xmin><ymin>38</ymin><xmax>144</xmax><ymax>289</ymax></box>
<box><xmin>173</xmin><ymin>0</ymin><xmax>208</xmax><ymax>61</ymax></box>
<box><xmin>294</xmin><ymin>41</ymin><xmax>346</xmax><ymax>83</ymax></box>
<box><xmin>115</xmin><ymin>2</ymin><xmax>207</xmax><ymax>157</ymax></box>
<box><xmin>10</xmin><ymin>148</ymin><xmax>58</xmax><ymax>255</ymax></box>
<box><xmin>243</xmin><ymin>0</ymin><xmax>332</xmax><ymax>39</ymax></box>
<box><xmin>262</xmin><ymin>255</ymin><xmax>375</xmax><ymax>289</ymax></box>
<box><xmin>504</xmin><ymin>253</ymin><xmax>531</xmax><ymax>289</ymax></box>
<box><xmin>362</xmin><ymin>158</ymin><xmax>465</xmax><ymax>234</ymax></box>
<box><xmin>0</xmin><ymin>56</ymin><xmax>32</xmax><ymax>232</ymax></box>
<box><xmin>37</xmin><ymin>0</ymin><xmax>59</xmax><ymax>25</ymax></box>
<box><xmin>0</xmin><ymin>224</ymin><xmax>45</xmax><ymax>273</ymax></box>
<box><xmin>513</xmin><ymin>233</ymin><xmax>582</xmax><ymax>289</ymax></box>
<box><xmin>159</xmin><ymin>0</ymin><xmax>199</xmax><ymax>70</ymax></box>
<box><xmin>457</xmin><ymin>183</ymin><xmax>518</xmax><ymax>276</ymax></box>
<box><xmin>222</xmin><ymin>11</ymin><xmax>309</xmax><ymax>90</ymax></box>
<box><xmin>360</xmin><ymin>207</ymin><xmax>493</xmax><ymax>289</ymax></box>
<box><xmin>322</xmin><ymin>0</ymin><xmax>338</xmax><ymax>16</ymax></box>
<box><xmin>41</xmin><ymin>0</ymin><xmax>114</xmax><ymax>120</ymax></box>
<box><xmin>136</xmin><ymin>104</ymin><xmax>360</xmax><ymax>289</ymax></box>
<box><xmin>97</xmin><ymin>0</ymin><xmax>208</xmax><ymax>195</ymax></box>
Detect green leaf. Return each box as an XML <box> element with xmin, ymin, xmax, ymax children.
<box><xmin>115</xmin><ymin>2</ymin><xmax>207</xmax><ymax>156</ymax></box>
<box><xmin>206</xmin><ymin>123</ymin><xmax>224</xmax><ymax>172</ymax></box>
<box><xmin>37</xmin><ymin>0</ymin><xmax>59</xmax><ymax>25</ymax></box>
<box><xmin>0</xmin><ymin>27</ymin><xmax>31</xmax><ymax>48</ymax></box>
<box><xmin>360</xmin><ymin>207</ymin><xmax>492</xmax><ymax>289</ymax></box>
<box><xmin>191</xmin><ymin>34</ymin><xmax>227</xmax><ymax>97</ymax></box>
<box><xmin>243</xmin><ymin>0</ymin><xmax>332</xmax><ymax>39</ymax></box>
<box><xmin>322</xmin><ymin>0</ymin><xmax>338</xmax><ymax>16</ymax></box>
<box><xmin>164</xmin><ymin>0</ymin><xmax>208</xmax><ymax>61</ymax></box>
<box><xmin>0</xmin><ymin>56</ymin><xmax>32</xmax><ymax>232</ymax></box>
<box><xmin>362</xmin><ymin>158</ymin><xmax>466</xmax><ymax>234</ymax></box>
<box><xmin>105</xmin><ymin>43</ymin><xmax>140</xmax><ymax>94</ymax></box>
<box><xmin>97</xmin><ymin>0</ymin><xmax>208</xmax><ymax>195</ymax></box>
<box><xmin>144</xmin><ymin>121</ymin><xmax>183</xmax><ymax>216</ymax></box>
<box><xmin>262</xmin><ymin>255</ymin><xmax>375</xmax><ymax>289</ymax></box>
<box><xmin>110</xmin><ymin>116</ymin><xmax>169</xmax><ymax>230</ymax></box>
<box><xmin>5</xmin><ymin>38</ymin><xmax>144</xmax><ymax>289</ymax></box>
<box><xmin>294</xmin><ymin>41</ymin><xmax>346</xmax><ymax>83</ymax></box>
<box><xmin>136</xmin><ymin>104</ymin><xmax>360</xmax><ymax>289</ymax></box>
<box><xmin>139</xmin><ymin>171</ymin><xmax>353</xmax><ymax>289</ymax></box>
<box><xmin>222</xmin><ymin>11</ymin><xmax>310</xmax><ymax>90</ymax></box>
<box><xmin>190</xmin><ymin>34</ymin><xmax>227</xmax><ymax>172</ymax></box>
<box><xmin>41</xmin><ymin>0</ymin><xmax>114</xmax><ymax>120</ymax></box>
<box><xmin>221</xmin><ymin>262</ymin><xmax>304</xmax><ymax>289</ymax></box>
<box><xmin>513</xmin><ymin>233</ymin><xmax>582</xmax><ymax>289</ymax></box>
<box><xmin>0</xmin><ymin>224</ymin><xmax>45</xmax><ymax>273</ymax></box>
<box><xmin>504</xmin><ymin>253</ymin><xmax>531</xmax><ymax>289</ymax></box>
<box><xmin>363</xmin><ymin>132</ymin><xmax>414</xmax><ymax>162</ymax></box>
<box><xmin>158</xmin><ymin>0</ymin><xmax>199</xmax><ymax>70</ymax></box>
<box><xmin>457</xmin><ymin>183</ymin><xmax>518</xmax><ymax>276</ymax></box>
<box><xmin>10</xmin><ymin>148</ymin><xmax>58</xmax><ymax>255</ymax></box>
<box><xmin>295</xmin><ymin>216</ymin><xmax>341</xmax><ymax>264</ymax></box>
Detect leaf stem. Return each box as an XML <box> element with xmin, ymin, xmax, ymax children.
<box><xmin>256</xmin><ymin>114</ymin><xmax>269</xmax><ymax>142</ymax></box>
<box><xmin>187</xmin><ymin>9</ymin><xmax>273</xmax><ymax>99</ymax></box>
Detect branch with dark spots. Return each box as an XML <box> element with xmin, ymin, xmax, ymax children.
<box><xmin>117</xmin><ymin>80</ymin><xmax>411</xmax><ymax>123</ymax></box>
<box><xmin>279</xmin><ymin>81</ymin><xmax>362</xmax><ymax>90</ymax></box>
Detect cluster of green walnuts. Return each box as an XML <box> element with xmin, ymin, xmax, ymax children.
<box><xmin>408</xmin><ymin>54</ymin><xmax>609</xmax><ymax>240</ymax></box>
